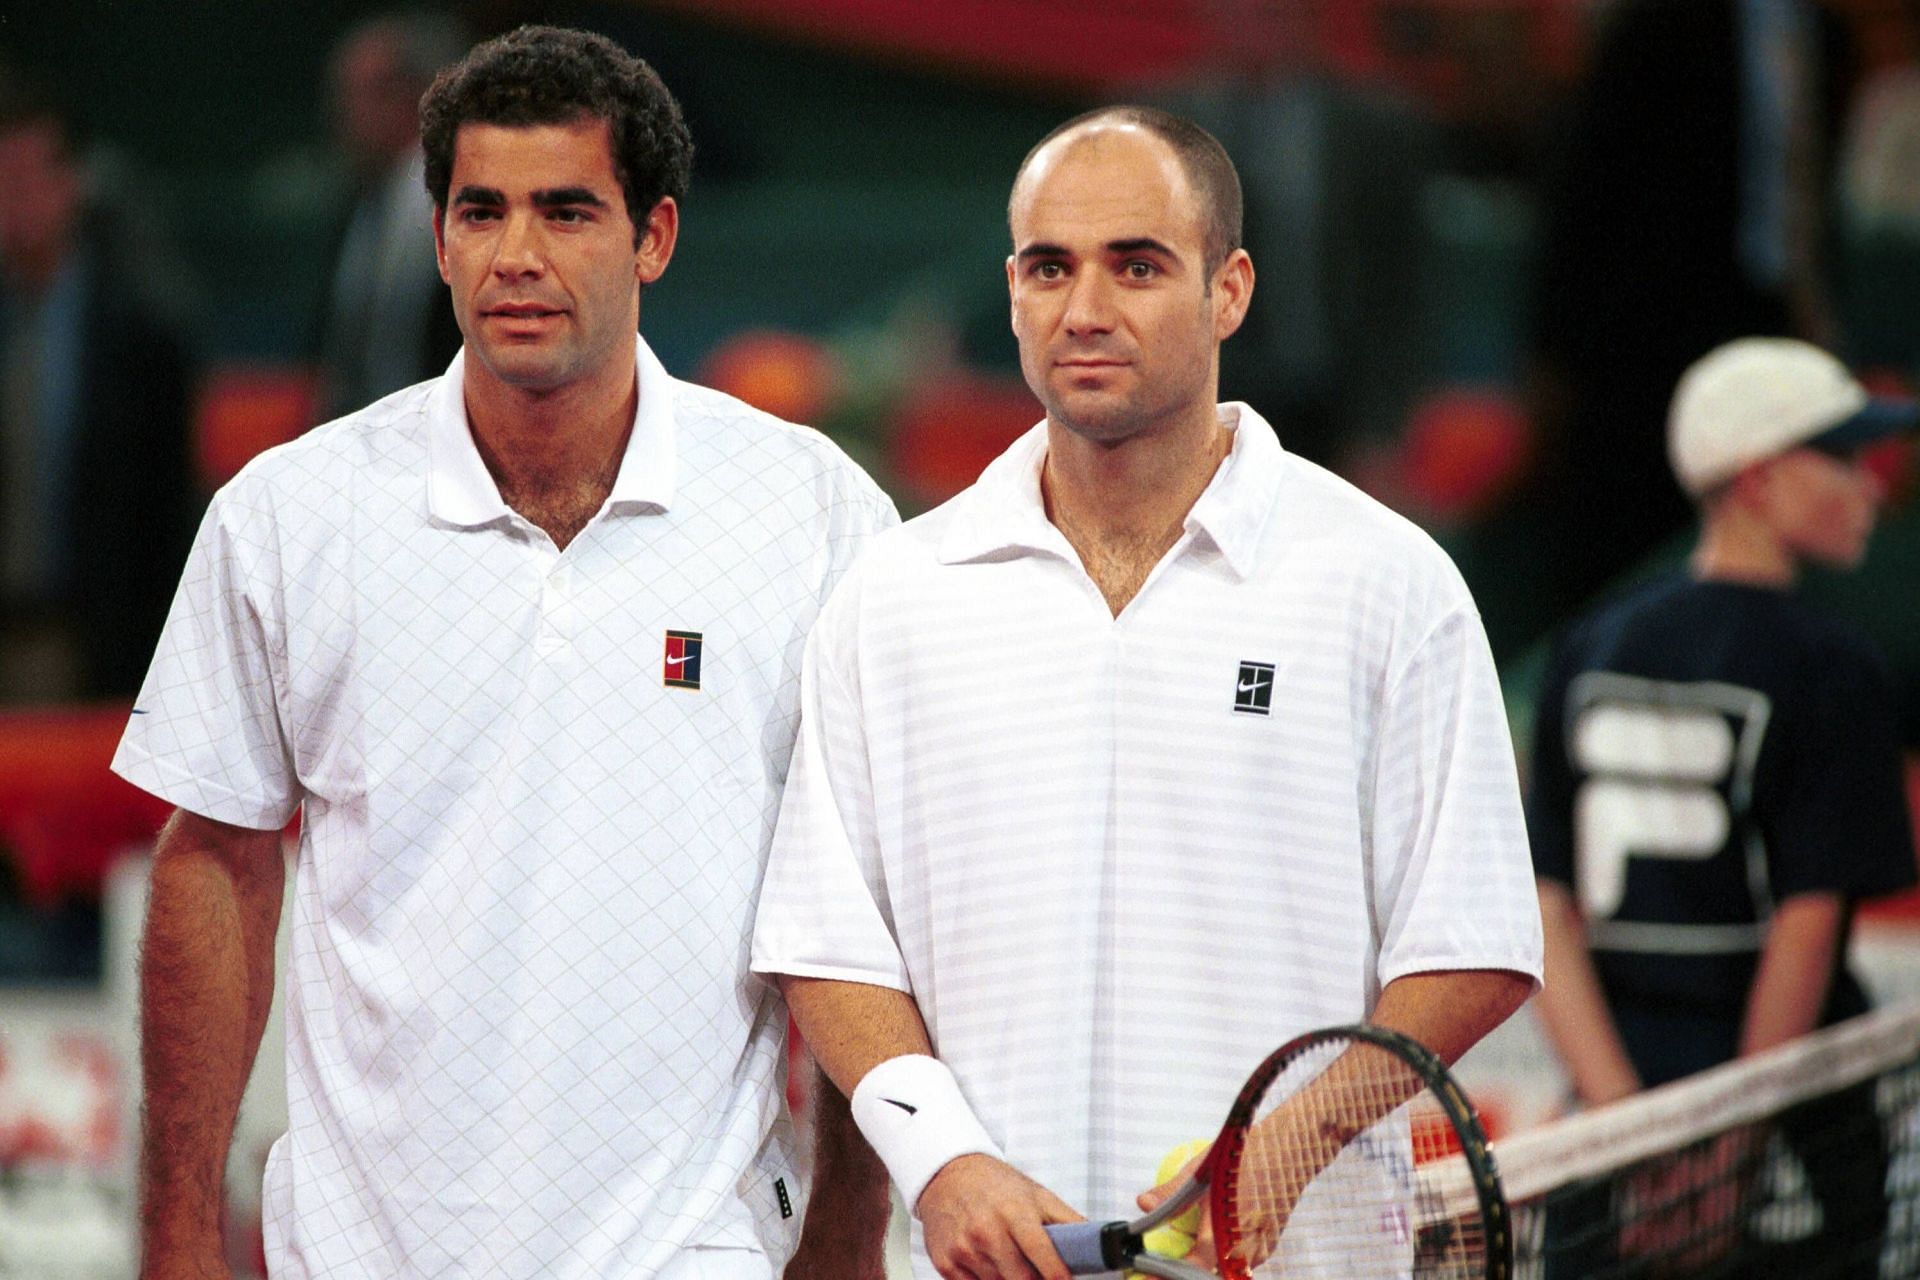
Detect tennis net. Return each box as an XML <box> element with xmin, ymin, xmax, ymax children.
<box><xmin>1483</xmin><ymin>1001</ymin><xmax>1920</xmax><ymax>1278</ymax></box>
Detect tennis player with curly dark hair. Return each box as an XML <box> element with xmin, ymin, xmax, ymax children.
<box><xmin>126</xmin><ymin>24</ymin><xmax>893</xmax><ymax>1280</ymax></box>
<box><xmin>420</xmin><ymin>25</ymin><xmax>692</xmax><ymax>249</ymax></box>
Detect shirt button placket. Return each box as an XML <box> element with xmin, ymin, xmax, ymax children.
<box><xmin>534</xmin><ymin>549</ymin><xmax>572</xmax><ymax>659</ymax></box>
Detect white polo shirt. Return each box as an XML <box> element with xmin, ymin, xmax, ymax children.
<box><xmin>752</xmin><ymin>405</ymin><xmax>1541</xmax><ymax>1272</ymax></box>
<box><xmin>114</xmin><ymin>336</ymin><xmax>897</xmax><ymax>1280</ymax></box>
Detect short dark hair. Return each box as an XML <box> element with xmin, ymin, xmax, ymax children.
<box><xmin>1011</xmin><ymin>105</ymin><xmax>1242</xmax><ymax>271</ymax></box>
<box><xmin>420</xmin><ymin>25</ymin><xmax>693</xmax><ymax>242</ymax></box>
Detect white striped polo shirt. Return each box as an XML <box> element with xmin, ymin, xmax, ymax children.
<box><xmin>753</xmin><ymin>403</ymin><xmax>1541</xmax><ymax>1274</ymax></box>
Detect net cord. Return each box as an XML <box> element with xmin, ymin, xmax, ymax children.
<box><xmin>1484</xmin><ymin>1000</ymin><xmax>1920</xmax><ymax>1201</ymax></box>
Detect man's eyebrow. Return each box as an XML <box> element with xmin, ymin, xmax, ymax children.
<box><xmin>532</xmin><ymin>187</ymin><xmax>610</xmax><ymax>209</ymax></box>
<box><xmin>451</xmin><ymin>184</ymin><xmax>505</xmax><ymax>206</ymax></box>
<box><xmin>1014</xmin><ymin>242</ymin><xmax>1071</xmax><ymax>262</ymax></box>
<box><xmin>1014</xmin><ymin>237</ymin><xmax>1181</xmax><ymax>262</ymax></box>
<box><xmin>1107</xmin><ymin>237</ymin><xmax>1177</xmax><ymax>257</ymax></box>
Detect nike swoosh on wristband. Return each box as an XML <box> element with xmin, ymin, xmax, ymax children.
<box><xmin>882</xmin><ymin>1098</ymin><xmax>919</xmax><ymax>1115</ymax></box>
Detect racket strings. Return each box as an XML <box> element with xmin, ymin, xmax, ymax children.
<box><xmin>1224</xmin><ymin>1040</ymin><xmax>1489</xmax><ymax>1277</ymax></box>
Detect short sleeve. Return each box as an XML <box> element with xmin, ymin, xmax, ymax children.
<box><xmin>752</xmin><ymin>576</ymin><xmax>913</xmax><ymax>989</ymax></box>
<box><xmin>815</xmin><ymin>450</ymin><xmax>901</xmax><ymax>607</ymax></box>
<box><xmin>110</xmin><ymin>486</ymin><xmax>300</xmax><ymax>830</ymax></box>
<box><xmin>1761</xmin><ymin>640</ymin><xmax>1916</xmax><ymax>901</ymax></box>
<box><xmin>1524</xmin><ymin>637</ymin><xmax>1581</xmax><ymax>887</ymax></box>
<box><xmin>1369</xmin><ymin>606</ymin><xmax>1545</xmax><ymax>988</ymax></box>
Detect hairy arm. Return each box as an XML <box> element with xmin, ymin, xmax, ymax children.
<box><xmin>1532</xmin><ymin>880</ymin><xmax>1640</xmax><ymax>1106</ymax></box>
<box><xmin>780</xmin><ymin>975</ymin><xmax>933</xmax><ymax>1095</ymax></box>
<box><xmin>1739</xmin><ymin>892</ymin><xmax>1843</xmax><ymax>1058</ymax></box>
<box><xmin>1369</xmin><ymin>965</ymin><xmax>1537</xmax><ymax>1066</ymax></box>
<box><xmin>140</xmin><ymin>809</ymin><xmax>286</xmax><ymax>1278</ymax></box>
<box><xmin>1143</xmin><ymin>964</ymin><xmax>1536</xmax><ymax>1271</ymax></box>
<box><xmin>785</xmin><ymin>1059</ymin><xmax>891</xmax><ymax>1280</ymax></box>
<box><xmin>780</xmin><ymin>975</ymin><xmax>1078</xmax><ymax>1280</ymax></box>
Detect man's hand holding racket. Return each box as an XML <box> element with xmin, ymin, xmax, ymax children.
<box><xmin>778</xmin><ymin>978</ymin><xmax>1090</xmax><ymax>1280</ymax></box>
<box><xmin>919</xmin><ymin>1153</ymin><xmax>1083</xmax><ymax>1280</ymax></box>
<box><xmin>1132</xmin><ymin>1107</ymin><xmax>1365</xmax><ymax>1276</ymax></box>
<box><xmin>1042</xmin><ymin>1024</ymin><xmax>1510</xmax><ymax>1279</ymax></box>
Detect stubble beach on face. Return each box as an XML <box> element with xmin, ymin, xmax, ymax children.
<box><xmin>443</xmin><ymin>120</ymin><xmax>641</xmax><ymax>396</ymax></box>
<box><xmin>1010</xmin><ymin>129</ymin><xmax>1218</xmax><ymax>445</ymax></box>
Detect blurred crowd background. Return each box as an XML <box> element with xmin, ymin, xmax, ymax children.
<box><xmin>9</xmin><ymin>0</ymin><xmax>1920</xmax><ymax>964</ymax></box>
<box><xmin>2</xmin><ymin>0</ymin><xmax>1919</xmax><ymax>1258</ymax></box>
<box><xmin>4</xmin><ymin>1</ymin><xmax>1919</xmax><ymax>899</ymax></box>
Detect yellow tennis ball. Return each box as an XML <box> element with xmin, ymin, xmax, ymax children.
<box><xmin>1154</xmin><ymin>1138</ymin><xmax>1212</xmax><ymax>1235</ymax></box>
<box><xmin>1154</xmin><ymin>1137</ymin><xmax>1212</xmax><ymax>1184</ymax></box>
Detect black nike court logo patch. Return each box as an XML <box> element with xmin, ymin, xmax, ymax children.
<box><xmin>882</xmin><ymin>1098</ymin><xmax>918</xmax><ymax>1115</ymax></box>
<box><xmin>1235</xmin><ymin>660</ymin><xmax>1275</xmax><ymax>715</ymax></box>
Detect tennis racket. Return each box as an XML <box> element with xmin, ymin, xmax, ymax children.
<box><xmin>1043</xmin><ymin>1024</ymin><xmax>1509</xmax><ymax>1279</ymax></box>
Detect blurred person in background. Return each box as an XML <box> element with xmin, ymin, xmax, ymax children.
<box><xmin>1527</xmin><ymin>0</ymin><xmax>1859</xmax><ymax>626</ymax></box>
<box><xmin>0</xmin><ymin>69</ymin><xmax>196</xmax><ymax>703</ymax></box>
<box><xmin>313</xmin><ymin>11</ymin><xmax>468</xmax><ymax>422</ymax></box>
<box><xmin>1527</xmin><ymin>337</ymin><xmax>1916</xmax><ymax>1276</ymax></box>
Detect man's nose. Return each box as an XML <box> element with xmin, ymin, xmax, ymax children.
<box><xmin>1062</xmin><ymin>270</ymin><xmax>1116</xmax><ymax>337</ymax></box>
<box><xmin>492</xmin><ymin>211</ymin><xmax>546</xmax><ymax>278</ymax></box>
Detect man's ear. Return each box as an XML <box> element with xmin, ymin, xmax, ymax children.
<box><xmin>432</xmin><ymin>207</ymin><xmax>451</xmax><ymax>284</ymax></box>
<box><xmin>634</xmin><ymin>196</ymin><xmax>679</xmax><ymax>286</ymax></box>
<box><xmin>1212</xmin><ymin>248</ymin><xmax>1255</xmax><ymax>343</ymax></box>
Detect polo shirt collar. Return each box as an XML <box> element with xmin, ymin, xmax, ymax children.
<box><xmin>937</xmin><ymin>401</ymin><xmax>1287</xmax><ymax>578</ymax></box>
<box><xmin>935</xmin><ymin>424</ymin><xmax>1063</xmax><ymax>564</ymax></box>
<box><xmin>1187</xmin><ymin>402</ymin><xmax>1285</xmax><ymax>578</ymax></box>
<box><xmin>427</xmin><ymin>334</ymin><xmax>677</xmax><ymax>527</ymax></box>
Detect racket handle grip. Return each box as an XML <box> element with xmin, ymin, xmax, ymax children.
<box><xmin>1044</xmin><ymin>1221</ymin><xmax>1123</xmax><ymax>1274</ymax></box>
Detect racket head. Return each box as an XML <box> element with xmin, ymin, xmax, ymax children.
<box><xmin>1202</xmin><ymin>1024</ymin><xmax>1510</xmax><ymax>1280</ymax></box>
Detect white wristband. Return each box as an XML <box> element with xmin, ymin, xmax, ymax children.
<box><xmin>850</xmin><ymin>1054</ymin><xmax>1003</xmax><ymax>1215</ymax></box>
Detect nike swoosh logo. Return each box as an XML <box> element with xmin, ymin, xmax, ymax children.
<box><xmin>130</xmin><ymin>708</ymin><xmax>149</xmax><ymax>715</ymax></box>
<box><xmin>882</xmin><ymin>1098</ymin><xmax>918</xmax><ymax>1115</ymax></box>
<box><xmin>666</xmin><ymin>653</ymin><xmax>695</xmax><ymax>666</ymax></box>
<box><xmin>1238</xmin><ymin>677</ymin><xmax>1268</xmax><ymax>693</ymax></box>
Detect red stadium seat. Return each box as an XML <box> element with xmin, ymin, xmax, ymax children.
<box><xmin>0</xmin><ymin>706</ymin><xmax>172</xmax><ymax>906</ymax></box>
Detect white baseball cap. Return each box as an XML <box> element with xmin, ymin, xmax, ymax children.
<box><xmin>1667</xmin><ymin>337</ymin><xmax>1918</xmax><ymax>496</ymax></box>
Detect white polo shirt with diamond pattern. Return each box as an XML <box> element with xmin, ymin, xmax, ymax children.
<box><xmin>113</xmin><ymin>336</ymin><xmax>897</xmax><ymax>1280</ymax></box>
<box><xmin>752</xmin><ymin>405</ymin><xmax>1542</xmax><ymax>1276</ymax></box>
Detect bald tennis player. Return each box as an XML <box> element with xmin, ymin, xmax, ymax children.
<box><xmin>753</xmin><ymin>105</ymin><xmax>1542</xmax><ymax>1280</ymax></box>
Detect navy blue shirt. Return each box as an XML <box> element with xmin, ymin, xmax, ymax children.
<box><xmin>1527</xmin><ymin>576</ymin><xmax>1915</xmax><ymax>1083</ymax></box>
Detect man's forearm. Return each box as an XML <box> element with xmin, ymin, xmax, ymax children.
<box><xmin>786</xmin><ymin>1060</ymin><xmax>891</xmax><ymax>1280</ymax></box>
<box><xmin>806</xmin><ymin>1065</ymin><xmax>891</xmax><ymax>1229</ymax></box>
<box><xmin>779</xmin><ymin>975</ymin><xmax>934</xmax><ymax>1096</ymax></box>
<box><xmin>140</xmin><ymin>812</ymin><xmax>285</xmax><ymax>1268</ymax></box>
<box><xmin>1369</xmin><ymin>966</ymin><xmax>1535</xmax><ymax>1066</ymax></box>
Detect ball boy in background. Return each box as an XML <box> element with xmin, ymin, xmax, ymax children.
<box><xmin>1529</xmin><ymin>337</ymin><xmax>1917</xmax><ymax>1276</ymax></box>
